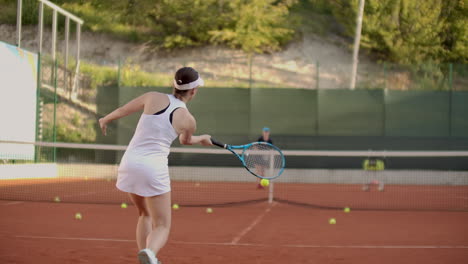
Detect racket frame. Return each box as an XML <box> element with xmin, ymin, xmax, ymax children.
<box><xmin>211</xmin><ymin>139</ymin><xmax>285</xmax><ymax>180</ymax></box>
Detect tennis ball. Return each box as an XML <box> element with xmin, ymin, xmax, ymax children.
<box><xmin>328</xmin><ymin>218</ymin><xmax>336</xmax><ymax>225</ymax></box>
<box><xmin>344</xmin><ymin>207</ymin><xmax>351</xmax><ymax>213</ymax></box>
<box><xmin>75</xmin><ymin>213</ymin><xmax>82</xmax><ymax>220</ymax></box>
<box><xmin>54</xmin><ymin>196</ymin><xmax>61</xmax><ymax>203</ymax></box>
<box><xmin>121</xmin><ymin>203</ymin><xmax>128</xmax><ymax>209</ymax></box>
<box><xmin>206</xmin><ymin>208</ymin><xmax>213</xmax><ymax>213</ymax></box>
<box><xmin>260</xmin><ymin>179</ymin><xmax>270</xmax><ymax>187</ymax></box>
<box><xmin>172</xmin><ymin>204</ymin><xmax>179</xmax><ymax>210</ymax></box>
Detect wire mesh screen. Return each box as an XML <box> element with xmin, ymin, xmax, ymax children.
<box><xmin>1</xmin><ymin>141</ymin><xmax>467</xmax><ymax>211</ymax></box>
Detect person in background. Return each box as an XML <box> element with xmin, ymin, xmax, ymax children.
<box><xmin>258</xmin><ymin>127</ymin><xmax>272</xmax><ymax>144</ymax></box>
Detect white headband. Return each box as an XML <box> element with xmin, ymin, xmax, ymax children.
<box><xmin>174</xmin><ymin>76</ymin><xmax>204</xmax><ymax>90</ymax></box>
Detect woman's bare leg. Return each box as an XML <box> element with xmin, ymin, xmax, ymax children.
<box><xmin>128</xmin><ymin>193</ymin><xmax>152</xmax><ymax>250</ymax></box>
<box><xmin>145</xmin><ymin>191</ymin><xmax>172</xmax><ymax>257</ymax></box>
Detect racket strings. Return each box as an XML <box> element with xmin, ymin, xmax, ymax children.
<box><xmin>243</xmin><ymin>144</ymin><xmax>283</xmax><ymax>178</ymax></box>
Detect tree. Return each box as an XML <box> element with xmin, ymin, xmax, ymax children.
<box><xmin>441</xmin><ymin>0</ymin><xmax>467</xmax><ymax>63</ymax></box>
<box><xmin>209</xmin><ymin>0</ymin><xmax>297</xmax><ymax>54</ymax></box>
<box><xmin>329</xmin><ymin>0</ymin><xmax>466</xmax><ymax>64</ymax></box>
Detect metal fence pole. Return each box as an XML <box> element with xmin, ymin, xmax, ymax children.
<box><xmin>448</xmin><ymin>63</ymin><xmax>453</xmax><ymax>136</ymax></box>
<box><xmin>316</xmin><ymin>61</ymin><xmax>320</xmax><ymax>90</ymax></box>
<box><xmin>16</xmin><ymin>0</ymin><xmax>22</xmax><ymax>47</ymax></box>
<box><xmin>117</xmin><ymin>58</ymin><xmax>122</xmax><ymax>88</ymax></box>
<box><xmin>350</xmin><ymin>0</ymin><xmax>365</xmax><ymax>90</ymax></box>
<box><xmin>53</xmin><ymin>58</ymin><xmax>58</xmax><ymax>161</ymax></box>
<box><xmin>38</xmin><ymin>1</ymin><xmax>43</xmax><ymax>53</ymax></box>
<box><xmin>65</xmin><ymin>17</ymin><xmax>70</xmax><ymax>98</ymax></box>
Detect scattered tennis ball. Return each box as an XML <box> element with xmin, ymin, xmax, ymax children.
<box><xmin>53</xmin><ymin>196</ymin><xmax>61</xmax><ymax>203</ymax></box>
<box><xmin>121</xmin><ymin>203</ymin><xmax>128</xmax><ymax>209</ymax></box>
<box><xmin>75</xmin><ymin>213</ymin><xmax>82</xmax><ymax>220</ymax></box>
<box><xmin>344</xmin><ymin>207</ymin><xmax>351</xmax><ymax>213</ymax></box>
<box><xmin>172</xmin><ymin>204</ymin><xmax>180</xmax><ymax>210</ymax></box>
<box><xmin>206</xmin><ymin>208</ymin><xmax>213</xmax><ymax>213</ymax></box>
<box><xmin>260</xmin><ymin>179</ymin><xmax>270</xmax><ymax>187</ymax></box>
<box><xmin>329</xmin><ymin>218</ymin><xmax>336</xmax><ymax>224</ymax></box>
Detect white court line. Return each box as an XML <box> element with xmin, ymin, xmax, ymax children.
<box><xmin>231</xmin><ymin>202</ymin><xmax>278</xmax><ymax>245</ymax></box>
<box><xmin>14</xmin><ymin>235</ymin><xmax>468</xmax><ymax>249</ymax></box>
<box><xmin>3</xmin><ymin>201</ymin><xmax>24</xmax><ymax>206</ymax></box>
<box><xmin>60</xmin><ymin>191</ymin><xmax>100</xmax><ymax>198</ymax></box>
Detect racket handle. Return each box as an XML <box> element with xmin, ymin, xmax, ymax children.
<box><xmin>211</xmin><ymin>138</ymin><xmax>226</xmax><ymax>148</ymax></box>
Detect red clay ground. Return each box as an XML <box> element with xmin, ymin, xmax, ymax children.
<box><xmin>1</xmin><ymin>201</ymin><xmax>467</xmax><ymax>264</ymax></box>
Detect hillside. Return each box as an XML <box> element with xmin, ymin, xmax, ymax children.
<box><xmin>0</xmin><ymin>24</ymin><xmax>372</xmax><ymax>89</ymax></box>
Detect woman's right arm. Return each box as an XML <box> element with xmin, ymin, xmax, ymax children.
<box><xmin>173</xmin><ymin>108</ymin><xmax>212</xmax><ymax>146</ymax></box>
<box><xmin>99</xmin><ymin>93</ymin><xmax>149</xmax><ymax>136</ymax></box>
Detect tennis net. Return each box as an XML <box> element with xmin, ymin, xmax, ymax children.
<box><xmin>1</xmin><ymin>140</ymin><xmax>467</xmax><ymax>211</ymax></box>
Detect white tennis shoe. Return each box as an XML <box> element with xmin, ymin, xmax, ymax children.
<box><xmin>138</xmin><ymin>249</ymin><xmax>161</xmax><ymax>264</ymax></box>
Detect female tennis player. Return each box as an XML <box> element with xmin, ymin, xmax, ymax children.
<box><xmin>99</xmin><ymin>67</ymin><xmax>212</xmax><ymax>264</ymax></box>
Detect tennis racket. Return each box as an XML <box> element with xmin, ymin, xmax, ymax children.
<box><xmin>211</xmin><ymin>138</ymin><xmax>285</xmax><ymax>180</ymax></box>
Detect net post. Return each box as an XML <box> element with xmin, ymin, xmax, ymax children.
<box><xmin>268</xmin><ymin>181</ymin><xmax>274</xmax><ymax>204</ymax></box>
<box><xmin>268</xmin><ymin>152</ymin><xmax>275</xmax><ymax>203</ymax></box>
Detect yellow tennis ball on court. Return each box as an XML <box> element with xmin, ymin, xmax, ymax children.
<box><xmin>172</xmin><ymin>204</ymin><xmax>179</xmax><ymax>210</ymax></box>
<box><xmin>54</xmin><ymin>196</ymin><xmax>61</xmax><ymax>203</ymax></box>
<box><xmin>121</xmin><ymin>203</ymin><xmax>128</xmax><ymax>209</ymax></box>
<box><xmin>329</xmin><ymin>218</ymin><xmax>336</xmax><ymax>224</ymax></box>
<box><xmin>260</xmin><ymin>179</ymin><xmax>270</xmax><ymax>187</ymax></box>
<box><xmin>206</xmin><ymin>208</ymin><xmax>213</xmax><ymax>213</ymax></box>
<box><xmin>75</xmin><ymin>213</ymin><xmax>82</xmax><ymax>220</ymax></box>
<box><xmin>344</xmin><ymin>207</ymin><xmax>351</xmax><ymax>213</ymax></box>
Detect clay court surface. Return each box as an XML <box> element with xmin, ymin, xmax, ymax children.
<box><xmin>1</xmin><ymin>199</ymin><xmax>468</xmax><ymax>264</ymax></box>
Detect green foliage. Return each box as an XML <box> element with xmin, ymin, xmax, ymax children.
<box><xmin>290</xmin><ymin>0</ymin><xmax>335</xmax><ymax>36</ymax></box>
<box><xmin>41</xmin><ymin>103</ymin><xmax>97</xmax><ymax>143</ymax></box>
<box><xmin>62</xmin><ymin>2</ymin><xmax>142</xmax><ymax>42</ymax></box>
<box><xmin>145</xmin><ymin>0</ymin><xmax>231</xmax><ymax>49</ymax></box>
<box><xmin>329</xmin><ymin>0</ymin><xmax>467</xmax><ymax>64</ymax></box>
<box><xmin>440</xmin><ymin>0</ymin><xmax>468</xmax><ymax>63</ymax></box>
<box><xmin>29</xmin><ymin>0</ymin><xmax>297</xmax><ymax>53</ymax></box>
<box><xmin>80</xmin><ymin>62</ymin><xmax>118</xmax><ymax>90</ymax></box>
<box><xmin>0</xmin><ymin>0</ymin><xmax>17</xmax><ymax>25</ymax></box>
<box><xmin>120</xmin><ymin>62</ymin><xmax>171</xmax><ymax>87</ymax></box>
<box><xmin>0</xmin><ymin>0</ymin><xmax>38</xmax><ymax>25</ymax></box>
<box><xmin>210</xmin><ymin>0</ymin><xmax>297</xmax><ymax>53</ymax></box>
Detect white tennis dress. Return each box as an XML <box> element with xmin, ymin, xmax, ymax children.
<box><xmin>116</xmin><ymin>94</ymin><xmax>186</xmax><ymax>197</ymax></box>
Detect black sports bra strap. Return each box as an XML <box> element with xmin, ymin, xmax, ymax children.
<box><xmin>169</xmin><ymin>107</ymin><xmax>181</xmax><ymax>124</ymax></box>
<box><xmin>153</xmin><ymin>103</ymin><xmax>170</xmax><ymax>115</ymax></box>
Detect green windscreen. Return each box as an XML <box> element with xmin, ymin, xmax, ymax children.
<box><xmin>451</xmin><ymin>91</ymin><xmax>468</xmax><ymax>137</ymax></box>
<box><xmin>385</xmin><ymin>90</ymin><xmax>450</xmax><ymax>137</ymax></box>
<box><xmin>250</xmin><ymin>88</ymin><xmax>317</xmax><ymax>136</ymax></box>
<box><xmin>318</xmin><ymin>89</ymin><xmax>384</xmax><ymax>136</ymax></box>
